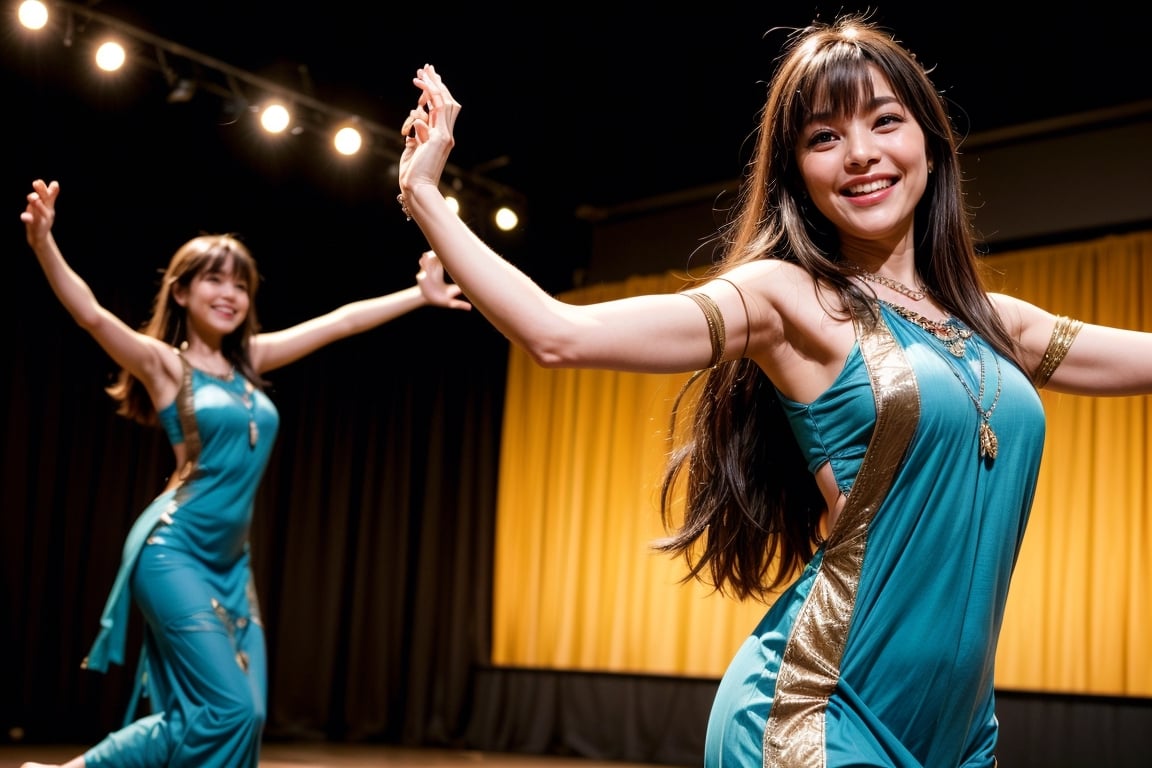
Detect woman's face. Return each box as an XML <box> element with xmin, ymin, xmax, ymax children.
<box><xmin>795</xmin><ymin>64</ymin><xmax>930</xmax><ymax>255</ymax></box>
<box><xmin>175</xmin><ymin>254</ymin><xmax>251</xmax><ymax>339</ymax></box>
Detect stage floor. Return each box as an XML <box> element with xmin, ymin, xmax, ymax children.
<box><xmin>0</xmin><ymin>743</ymin><xmax>670</xmax><ymax>767</ymax></box>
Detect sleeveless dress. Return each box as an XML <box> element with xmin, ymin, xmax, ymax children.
<box><xmin>81</xmin><ymin>356</ymin><xmax>280</xmax><ymax>768</ymax></box>
<box><xmin>705</xmin><ymin>303</ymin><xmax>1046</xmax><ymax>767</ymax></box>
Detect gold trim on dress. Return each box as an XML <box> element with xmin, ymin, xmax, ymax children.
<box><xmin>762</xmin><ymin>312</ymin><xmax>921</xmax><ymax>767</ymax></box>
<box><xmin>174</xmin><ymin>351</ymin><xmax>203</xmax><ymax>502</ymax></box>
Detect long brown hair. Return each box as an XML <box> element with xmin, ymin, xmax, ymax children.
<box><xmin>656</xmin><ymin>15</ymin><xmax>1023</xmax><ymax>601</ymax></box>
<box><xmin>106</xmin><ymin>234</ymin><xmax>264</xmax><ymax>426</ymax></box>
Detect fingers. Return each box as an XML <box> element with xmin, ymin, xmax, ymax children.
<box><xmin>401</xmin><ymin>107</ymin><xmax>424</xmax><ymax>139</ymax></box>
<box><xmin>27</xmin><ymin>179</ymin><xmax>59</xmax><ymax>208</ymax></box>
<box><xmin>403</xmin><ymin>64</ymin><xmax>459</xmax><ymax>137</ymax></box>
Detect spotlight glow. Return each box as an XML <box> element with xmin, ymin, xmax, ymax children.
<box><xmin>494</xmin><ymin>206</ymin><xmax>519</xmax><ymax>232</ymax></box>
<box><xmin>260</xmin><ymin>103</ymin><xmax>291</xmax><ymax>134</ymax></box>
<box><xmin>17</xmin><ymin>0</ymin><xmax>48</xmax><ymax>30</ymax></box>
<box><xmin>95</xmin><ymin>41</ymin><xmax>126</xmax><ymax>72</ymax></box>
<box><xmin>333</xmin><ymin>126</ymin><xmax>362</xmax><ymax>155</ymax></box>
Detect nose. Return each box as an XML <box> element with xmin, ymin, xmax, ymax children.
<box><xmin>842</xmin><ymin>125</ymin><xmax>879</xmax><ymax>169</ymax></box>
<box><xmin>219</xmin><ymin>279</ymin><xmax>241</xmax><ymax>299</ymax></box>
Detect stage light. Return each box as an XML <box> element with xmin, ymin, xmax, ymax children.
<box><xmin>494</xmin><ymin>206</ymin><xmax>519</xmax><ymax>232</ymax></box>
<box><xmin>260</xmin><ymin>102</ymin><xmax>291</xmax><ymax>134</ymax></box>
<box><xmin>333</xmin><ymin>125</ymin><xmax>363</xmax><ymax>156</ymax></box>
<box><xmin>17</xmin><ymin>0</ymin><xmax>47</xmax><ymax>30</ymax></box>
<box><xmin>8</xmin><ymin>1</ymin><xmax>528</xmax><ymax>230</ymax></box>
<box><xmin>94</xmin><ymin>40</ymin><xmax>126</xmax><ymax>72</ymax></box>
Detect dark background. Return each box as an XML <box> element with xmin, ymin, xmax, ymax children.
<box><xmin>5</xmin><ymin>1</ymin><xmax>1152</xmax><ymax>764</ymax></box>
<box><xmin>7</xmin><ymin>1</ymin><xmax>1152</xmax><ymax>293</ymax></box>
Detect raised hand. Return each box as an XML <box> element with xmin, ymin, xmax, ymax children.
<box><xmin>416</xmin><ymin>250</ymin><xmax>472</xmax><ymax>311</ymax></box>
<box><xmin>21</xmin><ymin>178</ymin><xmax>60</xmax><ymax>247</ymax></box>
<box><xmin>397</xmin><ymin>64</ymin><xmax>461</xmax><ymax>206</ymax></box>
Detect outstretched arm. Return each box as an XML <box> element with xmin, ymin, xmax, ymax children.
<box><xmin>993</xmin><ymin>292</ymin><xmax>1152</xmax><ymax>395</ymax></box>
<box><xmin>21</xmin><ymin>179</ymin><xmax>176</xmax><ymax>394</ymax></box>
<box><xmin>396</xmin><ymin>65</ymin><xmax>736</xmax><ymax>374</ymax></box>
<box><xmin>249</xmin><ymin>249</ymin><xmax>472</xmax><ymax>374</ymax></box>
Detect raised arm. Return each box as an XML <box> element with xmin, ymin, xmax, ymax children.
<box><xmin>21</xmin><ymin>179</ymin><xmax>176</xmax><ymax>395</ymax></box>
<box><xmin>248</xmin><ymin>248</ymin><xmax>472</xmax><ymax>374</ymax></box>
<box><xmin>395</xmin><ymin>65</ymin><xmax>738</xmax><ymax>374</ymax></box>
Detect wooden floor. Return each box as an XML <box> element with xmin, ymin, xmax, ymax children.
<box><xmin>0</xmin><ymin>743</ymin><xmax>668</xmax><ymax>767</ymax></box>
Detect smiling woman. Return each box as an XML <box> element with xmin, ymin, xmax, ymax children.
<box><xmin>16</xmin><ymin>179</ymin><xmax>471</xmax><ymax>768</ymax></box>
<box><xmin>392</xmin><ymin>12</ymin><xmax>1152</xmax><ymax>767</ymax></box>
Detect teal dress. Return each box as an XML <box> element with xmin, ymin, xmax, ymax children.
<box><xmin>705</xmin><ymin>303</ymin><xmax>1046</xmax><ymax>767</ymax></box>
<box><xmin>82</xmin><ymin>356</ymin><xmax>279</xmax><ymax>768</ymax></box>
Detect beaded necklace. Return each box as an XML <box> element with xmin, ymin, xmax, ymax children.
<box><xmin>881</xmin><ymin>301</ymin><xmax>972</xmax><ymax>357</ymax></box>
<box><xmin>880</xmin><ymin>301</ymin><xmax>1000</xmax><ymax>460</ymax></box>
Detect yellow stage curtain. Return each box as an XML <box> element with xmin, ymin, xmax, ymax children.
<box><xmin>989</xmin><ymin>231</ymin><xmax>1152</xmax><ymax>695</ymax></box>
<box><xmin>492</xmin><ymin>232</ymin><xmax>1152</xmax><ymax>695</ymax></box>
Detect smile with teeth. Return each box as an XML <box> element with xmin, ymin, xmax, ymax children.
<box><xmin>844</xmin><ymin>179</ymin><xmax>894</xmax><ymax>196</ymax></box>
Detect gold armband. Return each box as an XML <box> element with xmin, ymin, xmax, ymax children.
<box><xmin>686</xmin><ymin>292</ymin><xmax>726</xmax><ymax>368</ymax></box>
<box><xmin>1032</xmin><ymin>315</ymin><xmax>1083</xmax><ymax>388</ymax></box>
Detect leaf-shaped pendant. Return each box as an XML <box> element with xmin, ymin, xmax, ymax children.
<box><xmin>249</xmin><ymin>419</ymin><xmax>259</xmax><ymax>448</ymax></box>
<box><xmin>979</xmin><ymin>421</ymin><xmax>998</xmax><ymax>460</ymax></box>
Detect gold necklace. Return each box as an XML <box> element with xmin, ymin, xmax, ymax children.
<box><xmin>211</xmin><ymin>372</ymin><xmax>259</xmax><ymax>448</ymax></box>
<box><xmin>235</xmin><ymin>377</ymin><xmax>259</xmax><ymax>449</ymax></box>
<box><xmin>880</xmin><ymin>301</ymin><xmax>1000</xmax><ymax>459</ymax></box>
<box><xmin>880</xmin><ymin>301</ymin><xmax>972</xmax><ymax>357</ymax></box>
<box><xmin>949</xmin><ymin>344</ymin><xmax>1001</xmax><ymax>460</ymax></box>
<box><xmin>844</xmin><ymin>262</ymin><xmax>926</xmax><ymax>301</ymax></box>
<box><xmin>179</xmin><ymin>344</ymin><xmax>259</xmax><ymax>448</ymax></box>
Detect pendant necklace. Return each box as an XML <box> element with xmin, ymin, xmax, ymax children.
<box><xmin>212</xmin><ymin>366</ymin><xmax>258</xmax><ymax>448</ymax></box>
<box><xmin>178</xmin><ymin>342</ymin><xmax>258</xmax><ymax>448</ymax></box>
<box><xmin>212</xmin><ymin>369</ymin><xmax>259</xmax><ymax>448</ymax></box>
<box><xmin>879</xmin><ymin>301</ymin><xmax>999</xmax><ymax>459</ymax></box>
<box><xmin>949</xmin><ymin>343</ymin><xmax>1001</xmax><ymax>460</ymax></box>
<box><xmin>236</xmin><ymin>377</ymin><xmax>259</xmax><ymax>449</ymax></box>
<box><xmin>844</xmin><ymin>262</ymin><xmax>927</xmax><ymax>301</ymax></box>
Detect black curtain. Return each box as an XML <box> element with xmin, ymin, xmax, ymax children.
<box><xmin>2</xmin><ymin>43</ymin><xmax>514</xmax><ymax>744</ymax></box>
<box><xmin>3</xmin><ymin>259</ymin><xmax>509</xmax><ymax>748</ymax></box>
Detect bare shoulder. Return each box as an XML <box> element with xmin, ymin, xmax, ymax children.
<box><xmin>722</xmin><ymin>258</ymin><xmax>812</xmax><ymax>290</ymax></box>
<box><xmin>716</xmin><ymin>260</ymin><xmax>853</xmax><ymax>401</ymax></box>
<box><xmin>717</xmin><ymin>259</ymin><xmax>822</xmax><ymax>314</ymax></box>
<box><xmin>988</xmin><ymin>292</ymin><xmax>1053</xmax><ymax>338</ymax></box>
<box><xmin>720</xmin><ymin>259</ymin><xmax>838</xmax><ymax>320</ymax></box>
<box><xmin>145</xmin><ymin>342</ymin><xmax>187</xmax><ymax>409</ymax></box>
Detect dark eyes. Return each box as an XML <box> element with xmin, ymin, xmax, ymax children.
<box><xmin>202</xmin><ymin>273</ymin><xmax>247</xmax><ymax>290</ymax></box>
<box><xmin>808</xmin><ymin>130</ymin><xmax>837</xmax><ymax>147</ymax></box>
<box><xmin>804</xmin><ymin>113</ymin><xmax>905</xmax><ymax>148</ymax></box>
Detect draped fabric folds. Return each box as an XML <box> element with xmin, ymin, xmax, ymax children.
<box><xmin>492</xmin><ymin>232</ymin><xmax>1152</xmax><ymax>697</ymax></box>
